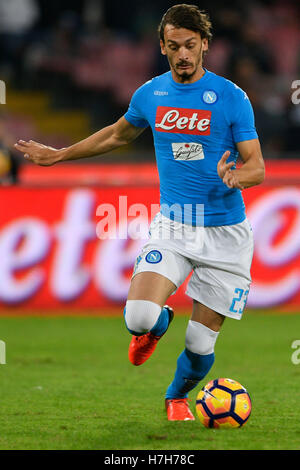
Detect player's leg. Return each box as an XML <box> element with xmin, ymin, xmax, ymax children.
<box><xmin>124</xmin><ymin>272</ymin><xmax>176</xmax><ymax>367</ymax></box>
<box><xmin>124</xmin><ymin>247</ymin><xmax>191</xmax><ymax>366</ymax></box>
<box><xmin>124</xmin><ymin>210</ymin><xmax>193</xmax><ymax>366</ymax></box>
<box><xmin>125</xmin><ymin>271</ymin><xmax>176</xmax><ymax>337</ymax></box>
<box><xmin>127</xmin><ymin>271</ymin><xmax>176</xmax><ymax>304</ymax></box>
<box><xmin>165</xmin><ymin>219</ymin><xmax>254</xmax><ymax>420</ymax></box>
<box><xmin>165</xmin><ymin>301</ymin><xmax>225</xmax><ymax>420</ymax></box>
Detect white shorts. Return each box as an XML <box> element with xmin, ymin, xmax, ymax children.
<box><xmin>132</xmin><ymin>213</ymin><xmax>254</xmax><ymax>320</ymax></box>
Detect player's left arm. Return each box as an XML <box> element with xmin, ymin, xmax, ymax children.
<box><xmin>217</xmin><ymin>138</ymin><xmax>265</xmax><ymax>190</ymax></box>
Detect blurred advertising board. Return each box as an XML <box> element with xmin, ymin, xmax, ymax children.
<box><xmin>0</xmin><ymin>160</ymin><xmax>299</xmax><ymax>311</ymax></box>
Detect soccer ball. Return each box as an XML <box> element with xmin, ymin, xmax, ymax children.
<box><xmin>196</xmin><ymin>378</ymin><xmax>251</xmax><ymax>429</ymax></box>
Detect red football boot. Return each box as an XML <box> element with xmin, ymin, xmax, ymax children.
<box><xmin>128</xmin><ymin>305</ymin><xmax>173</xmax><ymax>366</ymax></box>
<box><xmin>165</xmin><ymin>398</ymin><xmax>195</xmax><ymax>421</ymax></box>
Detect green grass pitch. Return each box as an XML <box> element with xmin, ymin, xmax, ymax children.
<box><xmin>0</xmin><ymin>310</ymin><xmax>299</xmax><ymax>450</ymax></box>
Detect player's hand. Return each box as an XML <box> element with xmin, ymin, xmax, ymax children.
<box><xmin>222</xmin><ymin>169</ymin><xmax>244</xmax><ymax>190</ymax></box>
<box><xmin>14</xmin><ymin>140</ymin><xmax>61</xmax><ymax>166</ymax></box>
<box><xmin>217</xmin><ymin>151</ymin><xmax>234</xmax><ymax>179</ymax></box>
<box><xmin>217</xmin><ymin>150</ymin><xmax>244</xmax><ymax>190</ymax></box>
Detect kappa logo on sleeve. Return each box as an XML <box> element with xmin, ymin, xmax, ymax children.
<box><xmin>155</xmin><ymin>106</ymin><xmax>211</xmax><ymax>135</ymax></box>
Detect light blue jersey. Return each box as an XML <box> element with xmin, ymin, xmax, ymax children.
<box><xmin>124</xmin><ymin>69</ymin><xmax>258</xmax><ymax>226</ymax></box>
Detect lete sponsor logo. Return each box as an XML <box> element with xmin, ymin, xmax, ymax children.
<box><xmin>155</xmin><ymin>106</ymin><xmax>211</xmax><ymax>135</ymax></box>
<box><xmin>0</xmin><ymin>189</ymin><xmax>147</xmax><ymax>305</ymax></box>
<box><xmin>0</xmin><ymin>184</ymin><xmax>299</xmax><ymax>308</ymax></box>
<box><xmin>247</xmin><ymin>187</ymin><xmax>300</xmax><ymax>307</ymax></box>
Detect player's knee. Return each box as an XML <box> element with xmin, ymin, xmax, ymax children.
<box><xmin>124</xmin><ymin>300</ymin><xmax>162</xmax><ymax>335</ymax></box>
<box><xmin>185</xmin><ymin>320</ymin><xmax>219</xmax><ymax>355</ymax></box>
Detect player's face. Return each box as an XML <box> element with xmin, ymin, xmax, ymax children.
<box><xmin>160</xmin><ymin>25</ymin><xmax>208</xmax><ymax>83</ymax></box>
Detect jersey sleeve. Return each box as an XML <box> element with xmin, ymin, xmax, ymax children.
<box><xmin>124</xmin><ymin>84</ymin><xmax>149</xmax><ymax>129</ymax></box>
<box><xmin>225</xmin><ymin>83</ymin><xmax>258</xmax><ymax>143</ymax></box>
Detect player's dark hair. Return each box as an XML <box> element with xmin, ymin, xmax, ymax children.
<box><xmin>158</xmin><ymin>4</ymin><xmax>213</xmax><ymax>44</ymax></box>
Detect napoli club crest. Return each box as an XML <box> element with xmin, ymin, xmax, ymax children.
<box><xmin>145</xmin><ymin>250</ymin><xmax>162</xmax><ymax>264</ymax></box>
<box><xmin>202</xmin><ymin>90</ymin><xmax>218</xmax><ymax>104</ymax></box>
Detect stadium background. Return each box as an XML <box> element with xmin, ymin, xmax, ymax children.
<box><xmin>0</xmin><ymin>0</ymin><xmax>299</xmax><ymax>312</ymax></box>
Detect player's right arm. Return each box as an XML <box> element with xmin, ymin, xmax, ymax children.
<box><xmin>14</xmin><ymin>116</ymin><xmax>145</xmax><ymax>166</ymax></box>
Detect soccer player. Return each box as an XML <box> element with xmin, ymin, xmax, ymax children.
<box><xmin>15</xmin><ymin>4</ymin><xmax>265</xmax><ymax>421</ymax></box>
